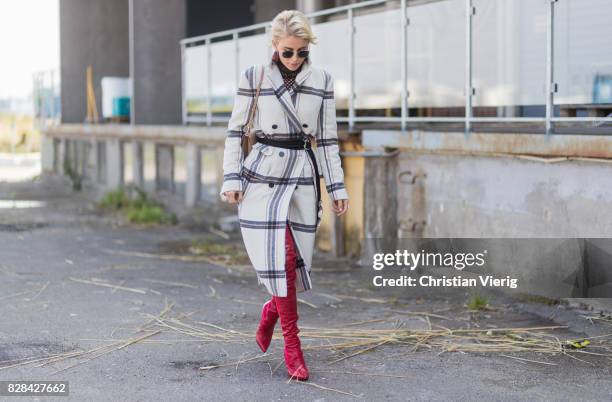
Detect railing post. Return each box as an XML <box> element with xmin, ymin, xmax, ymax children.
<box><xmin>87</xmin><ymin>138</ymin><xmax>96</xmax><ymax>180</ymax></box>
<box><xmin>106</xmin><ymin>139</ymin><xmax>124</xmax><ymax>190</ymax></box>
<box><xmin>348</xmin><ymin>8</ymin><xmax>355</xmax><ymax>131</ymax></box>
<box><xmin>545</xmin><ymin>0</ymin><xmax>557</xmax><ymax>136</ymax></box>
<box><xmin>60</xmin><ymin>138</ymin><xmax>69</xmax><ymax>176</ymax></box>
<box><xmin>132</xmin><ymin>141</ymin><xmax>144</xmax><ymax>188</ymax></box>
<box><xmin>401</xmin><ymin>0</ymin><xmax>408</xmax><ymax>132</ymax></box>
<box><xmin>155</xmin><ymin>144</ymin><xmax>175</xmax><ymax>193</ymax></box>
<box><xmin>41</xmin><ymin>135</ymin><xmax>55</xmax><ymax>173</ymax></box>
<box><xmin>206</xmin><ymin>37</ymin><xmax>212</xmax><ymax>127</ymax></box>
<box><xmin>465</xmin><ymin>0</ymin><xmax>473</xmax><ymax>137</ymax></box>
<box><xmin>54</xmin><ymin>139</ymin><xmax>61</xmax><ymax>173</ymax></box>
<box><xmin>186</xmin><ymin>143</ymin><xmax>201</xmax><ymax>208</ymax></box>
<box><xmin>95</xmin><ymin>140</ymin><xmax>105</xmax><ymax>183</ymax></box>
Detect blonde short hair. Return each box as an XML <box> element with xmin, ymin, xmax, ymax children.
<box><xmin>270</xmin><ymin>10</ymin><xmax>318</xmax><ymax>46</ymax></box>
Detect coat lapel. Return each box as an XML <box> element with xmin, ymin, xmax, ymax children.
<box><xmin>265</xmin><ymin>59</ymin><xmax>313</xmax><ymax>132</ymax></box>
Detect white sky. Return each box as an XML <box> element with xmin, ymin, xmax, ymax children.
<box><xmin>0</xmin><ymin>0</ymin><xmax>59</xmax><ymax>99</ymax></box>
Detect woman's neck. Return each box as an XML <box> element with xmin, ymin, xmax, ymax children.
<box><xmin>276</xmin><ymin>59</ymin><xmax>303</xmax><ymax>76</ymax></box>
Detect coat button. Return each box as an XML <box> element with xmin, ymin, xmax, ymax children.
<box><xmin>279</xmin><ymin>151</ymin><xmax>284</xmax><ymax>157</ymax></box>
<box><xmin>302</xmin><ymin>123</ymin><xmax>308</xmax><ymax>128</ymax></box>
<box><xmin>272</xmin><ymin>124</ymin><xmax>278</xmax><ymax>129</ymax></box>
<box><xmin>268</xmin><ymin>183</ymin><xmax>274</xmax><ymax>188</ymax></box>
<box><xmin>295</xmin><ymin>185</ymin><xmax>298</xmax><ymax>189</ymax></box>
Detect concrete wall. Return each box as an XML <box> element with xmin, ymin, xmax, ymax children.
<box><xmin>59</xmin><ymin>0</ymin><xmax>129</xmax><ymax>124</ymax></box>
<box><xmin>132</xmin><ymin>0</ymin><xmax>186</xmax><ymax>125</ymax></box>
<box><xmin>396</xmin><ymin>153</ymin><xmax>612</xmax><ymax>238</ymax></box>
<box><xmin>395</xmin><ymin>152</ymin><xmax>612</xmax><ymax>297</ymax></box>
<box><xmin>362</xmin><ymin>129</ymin><xmax>612</xmax><ymax>298</ymax></box>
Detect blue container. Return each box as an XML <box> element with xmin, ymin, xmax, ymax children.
<box><xmin>112</xmin><ymin>97</ymin><xmax>130</xmax><ymax>117</ymax></box>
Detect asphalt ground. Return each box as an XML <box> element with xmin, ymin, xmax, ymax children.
<box><xmin>0</xmin><ymin>173</ymin><xmax>611</xmax><ymax>401</ymax></box>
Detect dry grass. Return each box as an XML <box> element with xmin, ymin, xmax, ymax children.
<box><xmin>2</xmin><ymin>297</ymin><xmax>611</xmax><ymax>398</ymax></box>
<box><xmin>131</xmin><ymin>300</ymin><xmax>612</xmax><ymax>369</ymax></box>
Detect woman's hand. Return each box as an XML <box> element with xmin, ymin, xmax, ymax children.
<box><xmin>332</xmin><ymin>198</ymin><xmax>349</xmax><ymax>216</ymax></box>
<box><xmin>223</xmin><ymin>191</ymin><xmax>244</xmax><ymax>204</ymax></box>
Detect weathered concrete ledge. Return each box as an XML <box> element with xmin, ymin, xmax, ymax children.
<box><xmin>44</xmin><ymin>123</ymin><xmax>228</xmax><ymax>146</ymax></box>
<box><xmin>41</xmin><ymin>124</ymin><xmax>230</xmax><ymax>208</ymax></box>
<box><xmin>363</xmin><ymin>129</ymin><xmax>612</xmax><ymax>159</ymax></box>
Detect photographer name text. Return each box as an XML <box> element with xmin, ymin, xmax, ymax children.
<box><xmin>371</xmin><ymin>250</ymin><xmax>518</xmax><ymax>289</ymax></box>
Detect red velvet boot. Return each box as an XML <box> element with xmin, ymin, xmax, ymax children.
<box><xmin>255</xmin><ymin>298</ymin><xmax>278</xmax><ymax>352</ymax></box>
<box><xmin>272</xmin><ymin>225</ymin><xmax>309</xmax><ymax>381</ymax></box>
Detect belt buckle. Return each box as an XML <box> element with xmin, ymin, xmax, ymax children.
<box><xmin>303</xmin><ymin>137</ymin><xmax>310</xmax><ymax>150</ymax></box>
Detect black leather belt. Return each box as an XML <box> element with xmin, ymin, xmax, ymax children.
<box><xmin>256</xmin><ymin>136</ymin><xmax>313</xmax><ymax>150</ymax></box>
<box><xmin>256</xmin><ymin>136</ymin><xmax>321</xmax><ymax>211</ymax></box>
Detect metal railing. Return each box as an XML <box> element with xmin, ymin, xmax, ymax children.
<box><xmin>33</xmin><ymin>69</ymin><xmax>61</xmax><ymax>131</ymax></box>
<box><xmin>180</xmin><ymin>0</ymin><xmax>612</xmax><ymax>136</ymax></box>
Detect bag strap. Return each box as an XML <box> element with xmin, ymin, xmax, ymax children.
<box><xmin>243</xmin><ymin>66</ymin><xmax>265</xmax><ymax>134</ymax></box>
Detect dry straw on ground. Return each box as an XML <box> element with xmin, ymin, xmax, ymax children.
<box><xmin>2</xmin><ymin>298</ymin><xmax>611</xmax><ymax>397</ymax></box>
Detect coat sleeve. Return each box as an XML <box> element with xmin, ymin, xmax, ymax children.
<box><xmin>219</xmin><ymin>67</ymin><xmax>255</xmax><ymax>202</ymax></box>
<box><xmin>315</xmin><ymin>70</ymin><xmax>349</xmax><ymax>201</ymax></box>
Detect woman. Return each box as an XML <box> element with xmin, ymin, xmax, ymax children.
<box><xmin>219</xmin><ymin>10</ymin><xmax>349</xmax><ymax>381</ymax></box>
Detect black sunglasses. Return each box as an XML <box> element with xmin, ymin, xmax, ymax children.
<box><xmin>281</xmin><ymin>49</ymin><xmax>310</xmax><ymax>59</ymax></box>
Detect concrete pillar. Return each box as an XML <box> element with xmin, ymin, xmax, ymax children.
<box><xmin>132</xmin><ymin>141</ymin><xmax>145</xmax><ymax>188</ymax></box>
<box><xmin>106</xmin><ymin>139</ymin><xmax>124</xmax><ymax>189</ymax></box>
<box><xmin>77</xmin><ymin>140</ymin><xmax>87</xmax><ymax>178</ymax></box>
<box><xmin>41</xmin><ymin>136</ymin><xmax>55</xmax><ymax>173</ymax></box>
<box><xmin>330</xmin><ymin>213</ymin><xmax>345</xmax><ymax>257</ymax></box>
<box><xmin>186</xmin><ymin>143</ymin><xmax>201</xmax><ymax>207</ymax></box>
<box><xmin>131</xmin><ymin>0</ymin><xmax>186</xmax><ymax>124</ymax></box>
<box><xmin>397</xmin><ymin>160</ymin><xmax>428</xmax><ymax>239</ymax></box>
<box><xmin>53</xmin><ymin>139</ymin><xmax>61</xmax><ymax>173</ymax></box>
<box><xmin>85</xmin><ymin>139</ymin><xmax>97</xmax><ymax>181</ymax></box>
<box><xmin>59</xmin><ymin>0</ymin><xmax>129</xmax><ymax>123</ymax></box>
<box><xmin>296</xmin><ymin>0</ymin><xmax>323</xmax><ymax>14</ymax></box>
<box><xmin>90</xmin><ymin>139</ymin><xmax>101</xmax><ymax>183</ymax></box>
<box><xmin>363</xmin><ymin>149</ymin><xmax>399</xmax><ymax>262</ymax></box>
<box><xmin>155</xmin><ymin>144</ymin><xmax>174</xmax><ymax>192</ymax></box>
<box><xmin>95</xmin><ymin>141</ymin><xmax>103</xmax><ymax>183</ymax></box>
<box><xmin>60</xmin><ymin>139</ymin><xmax>69</xmax><ymax>175</ymax></box>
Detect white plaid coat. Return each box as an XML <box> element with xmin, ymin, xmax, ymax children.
<box><xmin>219</xmin><ymin>57</ymin><xmax>349</xmax><ymax>297</ymax></box>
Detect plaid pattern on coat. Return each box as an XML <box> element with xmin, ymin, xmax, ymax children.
<box><xmin>219</xmin><ymin>56</ymin><xmax>349</xmax><ymax>297</ymax></box>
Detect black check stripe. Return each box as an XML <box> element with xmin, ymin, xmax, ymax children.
<box><xmin>316</xmin><ymin>138</ymin><xmax>338</xmax><ymax>147</ymax></box>
<box><xmin>257</xmin><ymin>132</ymin><xmax>312</xmax><ymax>139</ymax></box>
<box><xmin>237</xmin><ymin>88</ymin><xmax>276</xmax><ymax>96</ymax></box>
<box><xmin>239</xmin><ymin>219</ymin><xmax>287</xmax><ymax>229</ymax></box>
<box><xmin>223</xmin><ymin>173</ymin><xmax>241</xmax><ymax>181</ymax></box>
<box><xmin>256</xmin><ymin>270</ymin><xmax>287</xmax><ymax>279</ymax></box>
<box><xmin>299</xmin><ymin>85</ymin><xmax>334</xmax><ymax>98</ymax></box>
<box><xmin>290</xmin><ymin>222</ymin><xmax>317</xmax><ymax>233</ymax></box>
<box><xmin>241</xmin><ymin>167</ymin><xmax>314</xmax><ymax>184</ymax></box>
<box><xmin>238</xmin><ymin>86</ymin><xmax>333</xmax><ymax>99</ymax></box>
<box><xmin>326</xmin><ymin>182</ymin><xmax>346</xmax><ymax>193</ymax></box>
